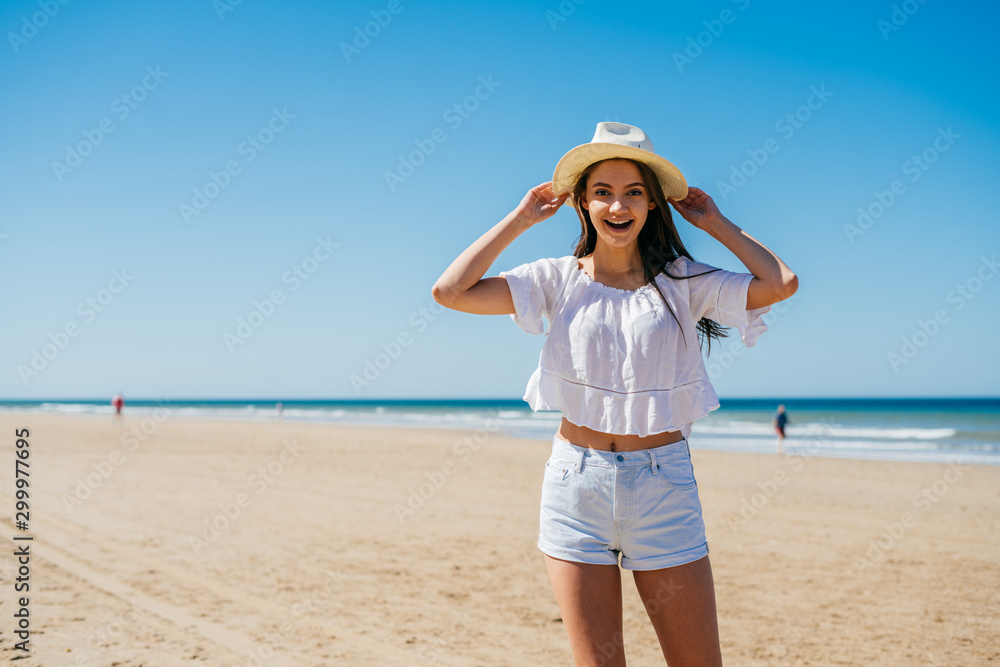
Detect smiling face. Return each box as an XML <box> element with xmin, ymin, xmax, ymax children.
<box><xmin>579</xmin><ymin>159</ymin><xmax>656</xmax><ymax>250</ymax></box>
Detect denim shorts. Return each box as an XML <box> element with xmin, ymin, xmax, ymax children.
<box><xmin>538</xmin><ymin>435</ymin><xmax>709</xmax><ymax>571</ymax></box>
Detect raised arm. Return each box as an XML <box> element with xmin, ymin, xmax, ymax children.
<box><xmin>670</xmin><ymin>187</ymin><xmax>798</xmax><ymax>310</ymax></box>
<box><xmin>431</xmin><ymin>181</ymin><xmax>568</xmax><ymax>315</ymax></box>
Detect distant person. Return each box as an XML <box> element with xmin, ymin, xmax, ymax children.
<box><xmin>275</xmin><ymin>401</ymin><xmax>283</xmax><ymax>419</ymax></box>
<box><xmin>773</xmin><ymin>404</ymin><xmax>789</xmax><ymax>454</ymax></box>
<box><xmin>112</xmin><ymin>393</ymin><xmax>125</xmax><ymax>421</ymax></box>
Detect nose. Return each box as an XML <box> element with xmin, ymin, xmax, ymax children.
<box><xmin>609</xmin><ymin>198</ymin><xmax>628</xmax><ymax>214</ymax></box>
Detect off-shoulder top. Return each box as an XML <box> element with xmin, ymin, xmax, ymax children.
<box><xmin>499</xmin><ymin>254</ymin><xmax>771</xmax><ymax>439</ymax></box>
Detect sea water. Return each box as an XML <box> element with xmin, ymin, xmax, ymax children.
<box><xmin>1</xmin><ymin>397</ymin><xmax>996</xmax><ymax>466</ymax></box>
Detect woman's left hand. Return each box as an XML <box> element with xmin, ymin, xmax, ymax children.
<box><xmin>668</xmin><ymin>186</ymin><xmax>724</xmax><ymax>229</ymax></box>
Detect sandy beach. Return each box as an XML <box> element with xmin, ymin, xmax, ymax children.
<box><xmin>0</xmin><ymin>413</ymin><xmax>997</xmax><ymax>666</ymax></box>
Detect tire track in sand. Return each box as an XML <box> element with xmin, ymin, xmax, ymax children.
<box><xmin>4</xmin><ymin>494</ymin><xmax>449</xmax><ymax>667</ymax></box>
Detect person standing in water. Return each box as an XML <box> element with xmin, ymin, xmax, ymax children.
<box><xmin>433</xmin><ymin>121</ymin><xmax>798</xmax><ymax>665</ymax></box>
<box><xmin>112</xmin><ymin>393</ymin><xmax>125</xmax><ymax>421</ymax></box>
<box><xmin>773</xmin><ymin>404</ymin><xmax>789</xmax><ymax>454</ymax></box>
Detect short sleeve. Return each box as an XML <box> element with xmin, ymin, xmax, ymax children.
<box><xmin>673</xmin><ymin>256</ymin><xmax>771</xmax><ymax>347</ymax></box>
<box><xmin>498</xmin><ymin>257</ymin><xmax>561</xmax><ymax>336</ymax></box>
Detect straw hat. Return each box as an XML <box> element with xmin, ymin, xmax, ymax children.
<box><xmin>552</xmin><ymin>122</ymin><xmax>688</xmax><ymax>201</ymax></box>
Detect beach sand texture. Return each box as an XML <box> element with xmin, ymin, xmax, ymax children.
<box><xmin>0</xmin><ymin>414</ymin><xmax>998</xmax><ymax>666</ymax></box>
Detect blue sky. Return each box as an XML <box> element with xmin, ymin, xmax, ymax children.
<box><xmin>2</xmin><ymin>0</ymin><xmax>998</xmax><ymax>400</ymax></box>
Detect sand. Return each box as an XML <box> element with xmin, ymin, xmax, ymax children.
<box><xmin>0</xmin><ymin>413</ymin><xmax>997</xmax><ymax>666</ymax></box>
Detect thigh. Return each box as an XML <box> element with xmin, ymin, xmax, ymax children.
<box><xmin>543</xmin><ymin>554</ymin><xmax>626</xmax><ymax>667</ymax></box>
<box><xmin>631</xmin><ymin>554</ymin><xmax>722</xmax><ymax>667</ymax></box>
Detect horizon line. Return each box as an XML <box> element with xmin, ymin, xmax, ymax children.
<box><xmin>2</xmin><ymin>396</ymin><xmax>998</xmax><ymax>402</ymax></box>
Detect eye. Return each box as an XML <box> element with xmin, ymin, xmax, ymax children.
<box><xmin>592</xmin><ymin>188</ymin><xmax>645</xmax><ymax>198</ymax></box>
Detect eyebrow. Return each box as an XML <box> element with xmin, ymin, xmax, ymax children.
<box><xmin>591</xmin><ymin>182</ymin><xmax>645</xmax><ymax>189</ymax></box>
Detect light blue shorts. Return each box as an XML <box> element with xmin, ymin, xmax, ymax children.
<box><xmin>538</xmin><ymin>435</ymin><xmax>709</xmax><ymax>571</ymax></box>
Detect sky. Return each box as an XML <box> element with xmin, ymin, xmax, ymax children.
<box><xmin>1</xmin><ymin>0</ymin><xmax>998</xmax><ymax>401</ymax></box>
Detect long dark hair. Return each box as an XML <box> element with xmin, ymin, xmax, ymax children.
<box><xmin>569</xmin><ymin>158</ymin><xmax>729</xmax><ymax>355</ymax></box>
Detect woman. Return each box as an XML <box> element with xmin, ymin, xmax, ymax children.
<box><xmin>432</xmin><ymin>122</ymin><xmax>797</xmax><ymax>666</ymax></box>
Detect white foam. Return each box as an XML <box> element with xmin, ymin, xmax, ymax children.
<box><xmin>695</xmin><ymin>421</ymin><xmax>957</xmax><ymax>440</ymax></box>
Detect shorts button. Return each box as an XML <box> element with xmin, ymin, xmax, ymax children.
<box><xmin>616</xmin><ymin>454</ymin><xmax>624</xmax><ymax>462</ymax></box>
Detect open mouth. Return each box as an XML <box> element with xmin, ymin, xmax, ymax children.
<box><xmin>604</xmin><ymin>219</ymin><xmax>633</xmax><ymax>231</ymax></box>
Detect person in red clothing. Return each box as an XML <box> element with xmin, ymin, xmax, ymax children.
<box><xmin>112</xmin><ymin>393</ymin><xmax>125</xmax><ymax>421</ymax></box>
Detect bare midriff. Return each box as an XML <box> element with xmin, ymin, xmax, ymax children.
<box><xmin>556</xmin><ymin>416</ymin><xmax>683</xmax><ymax>452</ymax></box>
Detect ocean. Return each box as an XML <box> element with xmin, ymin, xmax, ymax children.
<box><xmin>2</xmin><ymin>397</ymin><xmax>997</xmax><ymax>466</ymax></box>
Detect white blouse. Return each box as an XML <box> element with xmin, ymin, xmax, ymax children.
<box><xmin>499</xmin><ymin>254</ymin><xmax>771</xmax><ymax>439</ymax></box>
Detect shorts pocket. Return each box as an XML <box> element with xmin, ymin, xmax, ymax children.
<box><xmin>543</xmin><ymin>459</ymin><xmax>573</xmax><ymax>487</ymax></box>
<box><xmin>656</xmin><ymin>454</ymin><xmax>697</xmax><ymax>489</ymax></box>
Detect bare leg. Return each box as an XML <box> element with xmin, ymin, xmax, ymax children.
<box><xmin>631</xmin><ymin>554</ymin><xmax>723</xmax><ymax>666</ymax></box>
<box><xmin>543</xmin><ymin>554</ymin><xmax>626</xmax><ymax>666</ymax></box>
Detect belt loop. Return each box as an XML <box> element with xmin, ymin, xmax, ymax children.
<box><xmin>649</xmin><ymin>449</ymin><xmax>659</xmax><ymax>474</ymax></box>
<box><xmin>575</xmin><ymin>448</ymin><xmax>584</xmax><ymax>473</ymax></box>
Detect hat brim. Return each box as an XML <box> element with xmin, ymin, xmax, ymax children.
<box><xmin>552</xmin><ymin>143</ymin><xmax>688</xmax><ymax>202</ymax></box>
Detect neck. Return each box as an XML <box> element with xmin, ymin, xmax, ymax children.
<box><xmin>591</xmin><ymin>241</ymin><xmax>643</xmax><ymax>274</ymax></box>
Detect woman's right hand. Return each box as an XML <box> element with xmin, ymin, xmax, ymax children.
<box><xmin>512</xmin><ymin>181</ymin><xmax>569</xmax><ymax>228</ymax></box>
